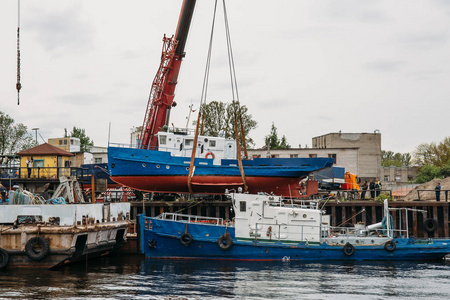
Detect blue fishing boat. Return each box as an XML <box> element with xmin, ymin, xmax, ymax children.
<box><xmin>138</xmin><ymin>192</ymin><xmax>450</xmax><ymax>261</ymax></box>
<box><xmin>108</xmin><ymin>132</ymin><xmax>334</xmax><ymax>196</ymax></box>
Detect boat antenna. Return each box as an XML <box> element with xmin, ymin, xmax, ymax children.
<box><xmin>16</xmin><ymin>0</ymin><xmax>22</xmax><ymax>105</ymax></box>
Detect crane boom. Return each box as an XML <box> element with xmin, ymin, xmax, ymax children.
<box><xmin>140</xmin><ymin>0</ymin><xmax>196</xmax><ymax>150</ymax></box>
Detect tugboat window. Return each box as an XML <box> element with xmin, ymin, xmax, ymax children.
<box><xmin>159</xmin><ymin>135</ymin><xmax>167</xmax><ymax>145</ymax></box>
<box><xmin>209</xmin><ymin>140</ymin><xmax>216</xmax><ymax>147</ymax></box>
<box><xmin>240</xmin><ymin>201</ymin><xmax>246</xmax><ymax>212</ymax></box>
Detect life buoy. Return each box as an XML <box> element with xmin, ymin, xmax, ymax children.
<box><xmin>423</xmin><ymin>218</ymin><xmax>438</xmax><ymax>233</ymax></box>
<box><xmin>25</xmin><ymin>236</ymin><xmax>50</xmax><ymax>261</ymax></box>
<box><xmin>217</xmin><ymin>233</ymin><xmax>233</xmax><ymax>250</ymax></box>
<box><xmin>384</xmin><ymin>240</ymin><xmax>396</xmax><ymax>252</ymax></box>
<box><xmin>205</xmin><ymin>152</ymin><xmax>215</xmax><ymax>159</ymax></box>
<box><xmin>266</xmin><ymin>226</ymin><xmax>272</xmax><ymax>237</ymax></box>
<box><xmin>342</xmin><ymin>242</ymin><xmax>355</xmax><ymax>256</ymax></box>
<box><xmin>180</xmin><ymin>232</ymin><xmax>193</xmax><ymax>247</ymax></box>
<box><xmin>0</xmin><ymin>248</ymin><xmax>9</xmax><ymax>269</ymax></box>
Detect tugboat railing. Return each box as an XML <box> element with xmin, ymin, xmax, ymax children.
<box><xmin>157</xmin><ymin>212</ymin><xmax>225</xmax><ymax>225</ymax></box>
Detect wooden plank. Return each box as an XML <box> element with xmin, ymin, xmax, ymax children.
<box><xmin>362</xmin><ymin>205</ymin><xmax>367</xmax><ymax>225</ymax></box>
<box><xmin>444</xmin><ymin>204</ymin><xmax>449</xmax><ymax>237</ymax></box>
<box><xmin>372</xmin><ymin>205</ymin><xmax>377</xmax><ymax>223</ymax></box>
<box><xmin>351</xmin><ymin>206</ymin><xmax>356</xmax><ymax>225</ymax></box>
<box><xmin>433</xmin><ymin>206</ymin><xmax>438</xmax><ymax>237</ymax></box>
<box><xmin>341</xmin><ymin>205</ymin><xmax>346</xmax><ymax>226</ymax></box>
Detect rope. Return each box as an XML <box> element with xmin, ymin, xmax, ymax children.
<box><xmin>16</xmin><ymin>0</ymin><xmax>21</xmax><ymax>105</ymax></box>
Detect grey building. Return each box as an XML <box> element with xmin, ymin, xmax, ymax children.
<box><xmin>247</xmin><ymin>132</ymin><xmax>382</xmax><ymax>180</ymax></box>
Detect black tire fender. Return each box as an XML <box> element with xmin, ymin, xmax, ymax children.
<box><xmin>180</xmin><ymin>232</ymin><xmax>193</xmax><ymax>247</ymax></box>
<box><xmin>25</xmin><ymin>236</ymin><xmax>50</xmax><ymax>261</ymax></box>
<box><xmin>0</xmin><ymin>248</ymin><xmax>9</xmax><ymax>269</ymax></box>
<box><xmin>384</xmin><ymin>240</ymin><xmax>396</xmax><ymax>252</ymax></box>
<box><xmin>423</xmin><ymin>218</ymin><xmax>438</xmax><ymax>233</ymax></box>
<box><xmin>217</xmin><ymin>233</ymin><xmax>233</xmax><ymax>250</ymax></box>
<box><xmin>342</xmin><ymin>242</ymin><xmax>355</xmax><ymax>256</ymax></box>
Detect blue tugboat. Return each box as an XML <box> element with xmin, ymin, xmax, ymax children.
<box><xmin>138</xmin><ymin>192</ymin><xmax>450</xmax><ymax>261</ymax></box>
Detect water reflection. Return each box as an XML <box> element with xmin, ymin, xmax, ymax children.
<box><xmin>0</xmin><ymin>256</ymin><xmax>449</xmax><ymax>299</ymax></box>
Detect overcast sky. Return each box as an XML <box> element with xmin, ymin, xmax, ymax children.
<box><xmin>1</xmin><ymin>0</ymin><xmax>449</xmax><ymax>153</ymax></box>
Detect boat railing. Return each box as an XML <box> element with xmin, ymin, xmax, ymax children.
<box><xmin>253</xmin><ymin>222</ymin><xmax>329</xmax><ymax>243</ymax></box>
<box><xmin>328</xmin><ymin>226</ymin><xmax>409</xmax><ymax>239</ymax></box>
<box><xmin>251</xmin><ymin>222</ymin><xmax>409</xmax><ymax>244</ymax></box>
<box><xmin>157</xmin><ymin>212</ymin><xmax>226</xmax><ymax>226</ymax></box>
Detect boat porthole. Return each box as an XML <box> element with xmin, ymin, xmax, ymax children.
<box><xmin>156</xmin><ymin>165</ymin><xmax>160</xmax><ymax>169</ymax></box>
<box><xmin>265</xmin><ymin>249</ymin><xmax>269</xmax><ymax>253</ymax></box>
<box><xmin>355</xmin><ymin>240</ymin><xmax>359</xmax><ymax>244</ymax></box>
<box><xmin>186</xmin><ymin>167</ymin><xmax>189</xmax><ymax>171</ymax></box>
<box><xmin>303</xmin><ymin>214</ymin><xmax>307</xmax><ymax>218</ymax></box>
<box><xmin>142</xmin><ymin>163</ymin><xmax>146</xmax><ymax>167</ymax></box>
<box><xmin>111</xmin><ymin>163</ymin><xmax>115</xmax><ymax>168</ymax></box>
<box><xmin>340</xmin><ymin>240</ymin><xmax>344</xmax><ymax>244</ymax></box>
<box><xmin>131</xmin><ymin>154</ymin><xmax>134</xmax><ymax>157</ymax></box>
<box><xmin>371</xmin><ymin>240</ymin><xmax>375</xmax><ymax>243</ymax></box>
<box><xmin>166</xmin><ymin>165</ymin><xmax>170</xmax><ymax>169</ymax></box>
<box><xmin>145</xmin><ymin>156</ymin><xmax>148</xmax><ymax>159</ymax></box>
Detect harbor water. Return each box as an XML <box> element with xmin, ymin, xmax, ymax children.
<box><xmin>0</xmin><ymin>255</ymin><xmax>449</xmax><ymax>299</ymax></box>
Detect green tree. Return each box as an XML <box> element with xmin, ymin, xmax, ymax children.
<box><xmin>415</xmin><ymin>165</ymin><xmax>443</xmax><ymax>183</ymax></box>
<box><xmin>65</xmin><ymin>126</ymin><xmax>94</xmax><ymax>152</ymax></box>
<box><xmin>200</xmin><ymin>100</ymin><xmax>257</xmax><ymax>148</ymax></box>
<box><xmin>265</xmin><ymin>123</ymin><xmax>291</xmax><ymax>150</ymax></box>
<box><xmin>381</xmin><ymin>150</ymin><xmax>411</xmax><ymax>167</ymax></box>
<box><xmin>413</xmin><ymin>137</ymin><xmax>450</xmax><ymax>167</ymax></box>
<box><xmin>0</xmin><ymin>111</ymin><xmax>35</xmax><ymax>158</ymax></box>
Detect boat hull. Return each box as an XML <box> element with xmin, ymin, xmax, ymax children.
<box><xmin>139</xmin><ymin>216</ymin><xmax>450</xmax><ymax>261</ymax></box>
<box><xmin>108</xmin><ymin>146</ymin><xmax>334</xmax><ymax>196</ymax></box>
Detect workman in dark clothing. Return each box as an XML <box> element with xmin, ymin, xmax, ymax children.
<box><xmin>369</xmin><ymin>179</ymin><xmax>375</xmax><ymax>198</ymax></box>
<box><xmin>435</xmin><ymin>182</ymin><xmax>441</xmax><ymax>202</ymax></box>
<box><xmin>360</xmin><ymin>180</ymin><xmax>368</xmax><ymax>200</ymax></box>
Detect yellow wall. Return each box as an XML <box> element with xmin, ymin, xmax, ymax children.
<box><xmin>20</xmin><ymin>155</ymin><xmax>72</xmax><ymax>179</ymax></box>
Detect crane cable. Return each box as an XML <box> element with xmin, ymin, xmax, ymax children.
<box><xmin>187</xmin><ymin>0</ymin><xmax>219</xmax><ymax>194</ymax></box>
<box><xmin>16</xmin><ymin>0</ymin><xmax>22</xmax><ymax>105</ymax></box>
<box><xmin>223</xmin><ymin>0</ymin><xmax>248</xmax><ymax>191</ymax></box>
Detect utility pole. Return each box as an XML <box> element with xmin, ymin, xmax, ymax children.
<box><xmin>32</xmin><ymin>128</ymin><xmax>39</xmax><ymax>144</ymax></box>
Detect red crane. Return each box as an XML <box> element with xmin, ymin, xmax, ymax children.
<box><xmin>139</xmin><ymin>0</ymin><xmax>197</xmax><ymax>150</ymax></box>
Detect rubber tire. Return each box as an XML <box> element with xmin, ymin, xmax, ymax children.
<box><xmin>25</xmin><ymin>236</ymin><xmax>50</xmax><ymax>261</ymax></box>
<box><xmin>423</xmin><ymin>218</ymin><xmax>438</xmax><ymax>233</ymax></box>
<box><xmin>0</xmin><ymin>248</ymin><xmax>9</xmax><ymax>269</ymax></box>
<box><xmin>384</xmin><ymin>240</ymin><xmax>396</xmax><ymax>252</ymax></box>
<box><xmin>342</xmin><ymin>243</ymin><xmax>355</xmax><ymax>256</ymax></box>
<box><xmin>180</xmin><ymin>232</ymin><xmax>193</xmax><ymax>247</ymax></box>
<box><xmin>217</xmin><ymin>233</ymin><xmax>233</xmax><ymax>250</ymax></box>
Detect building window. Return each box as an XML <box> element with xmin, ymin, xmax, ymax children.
<box><xmin>384</xmin><ymin>175</ymin><xmax>390</xmax><ymax>181</ymax></box>
<box><xmin>290</xmin><ymin>154</ymin><xmax>298</xmax><ymax>158</ymax></box>
<box><xmin>64</xmin><ymin>160</ymin><xmax>70</xmax><ymax>167</ymax></box>
<box><xmin>33</xmin><ymin>160</ymin><xmax>44</xmax><ymax>168</ymax></box>
<box><xmin>309</xmin><ymin>154</ymin><xmax>317</xmax><ymax>158</ymax></box>
<box><xmin>70</xmin><ymin>140</ymin><xmax>74</xmax><ymax>145</ymax></box>
<box><xmin>395</xmin><ymin>175</ymin><xmax>401</xmax><ymax>182</ymax></box>
<box><xmin>328</xmin><ymin>154</ymin><xmax>337</xmax><ymax>164</ymax></box>
<box><xmin>95</xmin><ymin>158</ymin><xmax>102</xmax><ymax>163</ymax></box>
<box><xmin>64</xmin><ymin>140</ymin><xmax>67</xmax><ymax>145</ymax></box>
<box><xmin>59</xmin><ymin>140</ymin><xmax>63</xmax><ymax>145</ymax></box>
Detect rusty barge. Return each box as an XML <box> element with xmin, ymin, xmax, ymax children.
<box><xmin>0</xmin><ymin>201</ymin><xmax>130</xmax><ymax>270</ymax></box>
